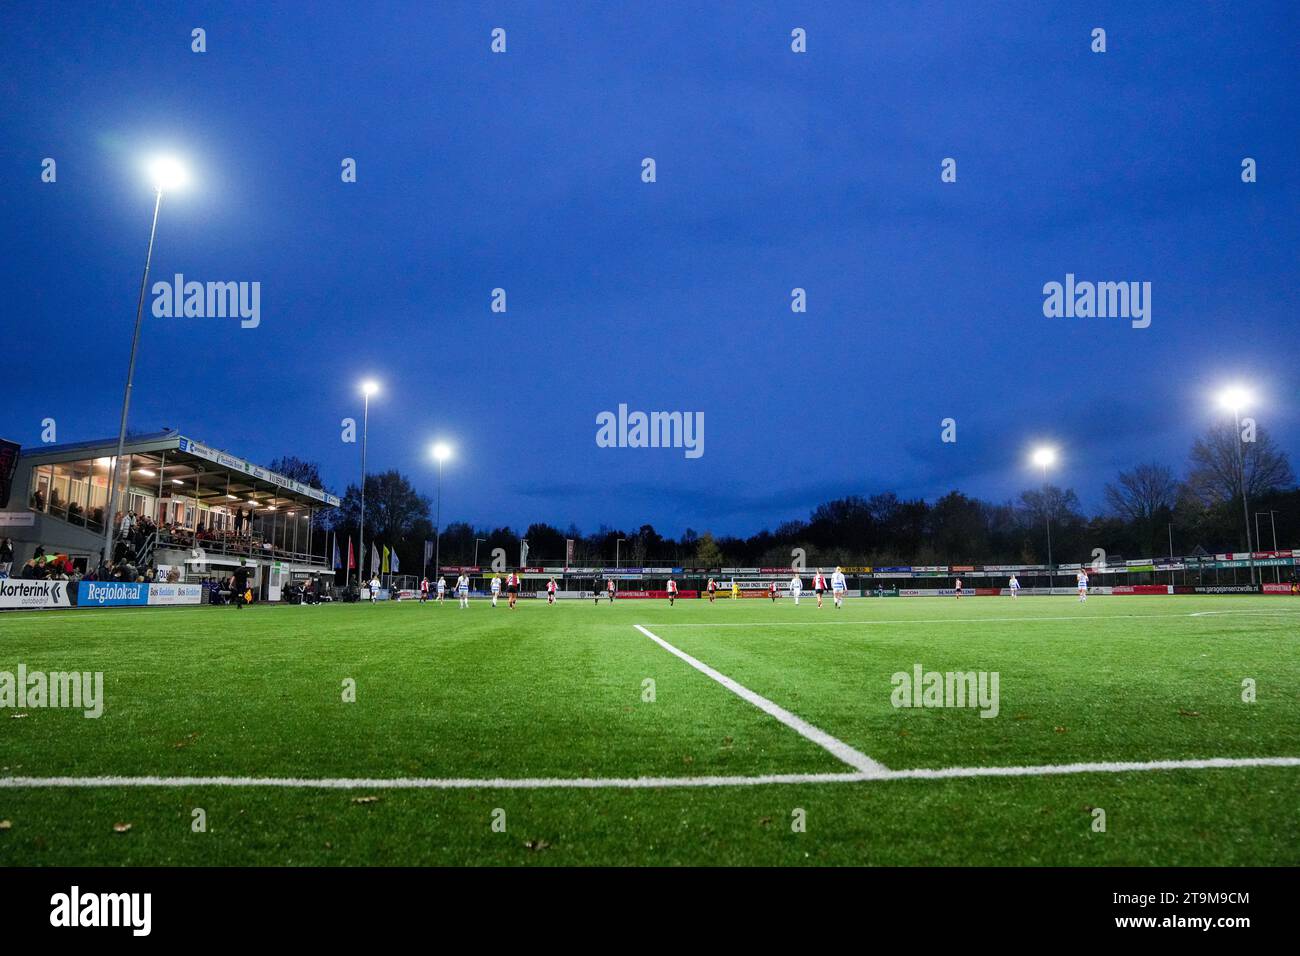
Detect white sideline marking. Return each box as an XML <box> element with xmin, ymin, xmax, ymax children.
<box><xmin>650</xmin><ymin>610</ymin><xmax>1300</xmax><ymax>628</ymax></box>
<box><xmin>633</xmin><ymin>623</ymin><xmax>885</xmax><ymax>773</ymax></box>
<box><xmin>2</xmin><ymin>757</ymin><xmax>1297</xmax><ymax>791</ymax></box>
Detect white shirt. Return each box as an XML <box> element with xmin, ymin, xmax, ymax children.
<box><xmin>436</xmin><ymin>579</ymin><xmax>446</xmax><ymax>592</ymax></box>
<box><xmin>1009</xmin><ymin>577</ymin><xmax>1019</xmax><ymax>588</ymax></box>
<box><xmin>457</xmin><ymin>576</ymin><xmax>468</xmax><ymax>589</ymax></box>
<box><xmin>490</xmin><ymin>577</ymin><xmax>502</xmax><ymax>592</ymax></box>
<box><xmin>790</xmin><ymin>576</ymin><xmax>802</xmax><ymax>590</ymax></box>
<box><xmin>831</xmin><ymin>571</ymin><xmax>846</xmax><ymax>589</ymax></box>
<box><xmin>1077</xmin><ymin>573</ymin><xmax>1088</xmax><ymax>587</ymax></box>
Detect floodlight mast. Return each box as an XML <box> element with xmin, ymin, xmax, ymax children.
<box><xmin>102</xmin><ymin>157</ymin><xmax>189</xmax><ymax>567</ymax></box>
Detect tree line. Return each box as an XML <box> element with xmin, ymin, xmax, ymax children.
<box><xmin>282</xmin><ymin>421</ymin><xmax>1296</xmax><ymax>572</ymax></box>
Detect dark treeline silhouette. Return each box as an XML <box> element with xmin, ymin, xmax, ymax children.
<box><xmin>323</xmin><ymin>424</ymin><xmax>1297</xmax><ymax>571</ymax></box>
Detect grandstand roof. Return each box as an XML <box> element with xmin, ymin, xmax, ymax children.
<box><xmin>18</xmin><ymin>430</ymin><xmax>340</xmax><ymax>510</ymax></box>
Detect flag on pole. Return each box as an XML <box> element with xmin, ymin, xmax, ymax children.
<box><xmin>370</xmin><ymin>542</ymin><xmax>380</xmax><ymax>575</ymax></box>
<box><xmin>333</xmin><ymin>537</ymin><xmax>342</xmax><ymax>570</ymax></box>
<box><xmin>391</xmin><ymin>548</ymin><xmax>400</xmax><ymax>574</ymax></box>
<box><xmin>382</xmin><ymin>545</ymin><xmax>390</xmax><ymax>574</ymax></box>
<box><xmin>347</xmin><ymin>537</ymin><xmax>356</xmax><ymax>570</ymax></box>
<box><xmin>423</xmin><ymin>540</ymin><xmax>433</xmax><ymax>565</ymax></box>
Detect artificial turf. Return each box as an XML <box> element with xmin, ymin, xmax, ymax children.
<box><xmin>0</xmin><ymin>595</ymin><xmax>1296</xmax><ymax>865</ymax></box>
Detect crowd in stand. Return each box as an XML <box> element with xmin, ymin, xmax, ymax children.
<box><xmin>0</xmin><ymin>538</ymin><xmax>162</xmax><ymax>583</ymax></box>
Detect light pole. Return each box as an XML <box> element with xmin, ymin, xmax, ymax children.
<box><xmin>358</xmin><ymin>380</ymin><xmax>379</xmax><ymax>585</ymax></box>
<box><xmin>1031</xmin><ymin>447</ymin><xmax>1057</xmax><ymax>585</ymax></box>
<box><xmin>1218</xmin><ymin>387</ymin><xmax>1256</xmax><ymax>587</ymax></box>
<box><xmin>102</xmin><ymin>156</ymin><xmax>189</xmax><ymax>566</ymax></box>
<box><xmin>615</xmin><ymin>537</ymin><xmax>626</xmax><ymax>569</ymax></box>
<box><xmin>431</xmin><ymin>442</ymin><xmax>452</xmax><ymax>582</ymax></box>
<box><xmin>474</xmin><ymin>538</ymin><xmax>486</xmax><ymax>568</ymax></box>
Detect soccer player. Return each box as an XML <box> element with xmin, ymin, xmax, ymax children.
<box><xmin>436</xmin><ymin>576</ymin><xmax>447</xmax><ymax>604</ymax></box>
<box><xmin>419</xmin><ymin>577</ymin><xmax>429</xmax><ymax>603</ymax></box>
<box><xmin>731</xmin><ymin>579</ymin><xmax>740</xmax><ymax>600</ymax></box>
<box><xmin>1008</xmin><ymin>574</ymin><xmax>1020</xmax><ymax>599</ymax></box>
<box><xmin>506</xmin><ymin>570</ymin><xmax>519</xmax><ymax>609</ymax></box>
<box><xmin>546</xmin><ymin>577</ymin><xmax>557</xmax><ymax>605</ymax></box>
<box><xmin>1077</xmin><ymin>568</ymin><xmax>1089</xmax><ymax>602</ymax></box>
<box><xmin>769</xmin><ymin>580</ymin><xmax>778</xmax><ymax>603</ymax></box>
<box><xmin>813</xmin><ymin>570</ymin><xmax>826</xmax><ymax>608</ymax></box>
<box><xmin>790</xmin><ymin>572</ymin><xmax>803</xmax><ymax>605</ymax></box>
<box><xmin>456</xmin><ymin>573</ymin><xmax>469</xmax><ymax>608</ymax></box>
<box><xmin>831</xmin><ymin>567</ymin><xmax>846</xmax><ymax>608</ymax></box>
<box><xmin>607</xmin><ymin>578</ymin><xmax>616</xmax><ymax>603</ymax></box>
<box><xmin>666</xmin><ymin>577</ymin><xmax>678</xmax><ymax>606</ymax></box>
<box><xmin>706</xmin><ymin>578</ymin><xmax>717</xmax><ymax>603</ymax></box>
<box><xmin>490</xmin><ymin>574</ymin><xmax>502</xmax><ymax>607</ymax></box>
<box><xmin>369</xmin><ymin>574</ymin><xmax>381</xmax><ymax>603</ymax></box>
<box><xmin>954</xmin><ymin>577</ymin><xmax>963</xmax><ymax>599</ymax></box>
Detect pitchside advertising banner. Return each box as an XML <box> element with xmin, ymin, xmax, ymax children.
<box><xmin>0</xmin><ymin>579</ymin><xmax>75</xmax><ymax>609</ymax></box>
<box><xmin>0</xmin><ymin>581</ymin><xmax>204</xmax><ymax>609</ymax></box>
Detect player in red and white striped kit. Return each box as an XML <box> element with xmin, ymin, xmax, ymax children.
<box><xmin>666</xmin><ymin>578</ymin><xmax>678</xmax><ymax>606</ymax></box>
<box><xmin>546</xmin><ymin>577</ymin><xmax>557</xmax><ymax>605</ymax></box>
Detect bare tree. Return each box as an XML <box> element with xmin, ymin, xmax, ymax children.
<box><xmin>1185</xmin><ymin>421</ymin><xmax>1295</xmax><ymax>506</ymax></box>
<box><xmin>1104</xmin><ymin>463</ymin><xmax>1178</xmax><ymax>522</ymax></box>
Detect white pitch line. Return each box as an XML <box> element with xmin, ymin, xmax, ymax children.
<box><xmin>633</xmin><ymin>623</ymin><xmax>885</xmax><ymax>773</ymax></box>
<box><xmin>647</xmin><ymin>609</ymin><xmax>1300</xmax><ymax>628</ymax></box>
<box><xmin>2</xmin><ymin>757</ymin><xmax>1297</xmax><ymax>791</ymax></box>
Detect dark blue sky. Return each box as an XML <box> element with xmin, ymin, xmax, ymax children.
<box><xmin>3</xmin><ymin>1</ymin><xmax>1297</xmax><ymax>536</ymax></box>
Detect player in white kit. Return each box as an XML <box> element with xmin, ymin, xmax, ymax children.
<box><xmin>1008</xmin><ymin>574</ymin><xmax>1020</xmax><ymax>599</ymax></box>
<box><xmin>790</xmin><ymin>573</ymin><xmax>803</xmax><ymax>605</ymax></box>
<box><xmin>490</xmin><ymin>574</ymin><xmax>502</xmax><ymax>607</ymax></box>
<box><xmin>1077</xmin><ymin>569</ymin><xmax>1089</xmax><ymax>602</ymax></box>
<box><xmin>456</xmin><ymin>573</ymin><xmax>469</xmax><ymax>608</ymax></box>
<box><xmin>831</xmin><ymin>567</ymin><xmax>847</xmax><ymax>608</ymax></box>
<box><xmin>436</xmin><ymin>576</ymin><xmax>447</xmax><ymax>604</ymax></box>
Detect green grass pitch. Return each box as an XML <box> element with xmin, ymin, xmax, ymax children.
<box><xmin>0</xmin><ymin>595</ymin><xmax>1296</xmax><ymax>866</ymax></box>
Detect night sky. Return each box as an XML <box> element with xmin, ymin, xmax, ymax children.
<box><xmin>3</xmin><ymin>1</ymin><xmax>1297</xmax><ymax>536</ymax></box>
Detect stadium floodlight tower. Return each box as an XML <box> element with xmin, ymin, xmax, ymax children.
<box><xmin>102</xmin><ymin>155</ymin><xmax>190</xmax><ymax>567</ymax></box>
<box><xmin>430</xmin><ymin>442</ymin><xmax>453</xmax><ymax>582</ymax></box>
<box><xmin>1030</xmin><ymin>446</ymin><xmax>1058</xmax><ymax>577</ymax></box>
<box><xmin>358</xmin><ymin>380</ymin><xmax>380</xmax><ymax>584</ymax></box>
<box><xmin>1217</xmin><ymin>385</ymin><xmax>1257</xmax><ymax>586</ymax></box>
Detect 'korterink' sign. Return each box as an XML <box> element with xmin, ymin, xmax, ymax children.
<box><xmin>0</xmin><ymin>579</ymin><xmax>75</xmax><ymax>610</ymax></box>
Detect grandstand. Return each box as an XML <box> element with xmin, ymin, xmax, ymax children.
<box><xmin>0</xmin><ymin>429</ymin><xmax>339</xmax><ymax>601</ymax></box>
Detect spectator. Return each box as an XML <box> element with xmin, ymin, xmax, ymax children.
<box><xmin>0</xmin><ymin>538</ymin><xmax>12</xmax><ymax>578</ymax></box>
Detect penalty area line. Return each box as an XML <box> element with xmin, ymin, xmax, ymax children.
<box><xmin>1</xmin><ymin>758</ymin><xmax>1296</xmax><ymax>791</ymax></box>
<box><xmin>633</xmin><ymin>623</ymin><xmax>886</xmax><ymax>774</ymax></box>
